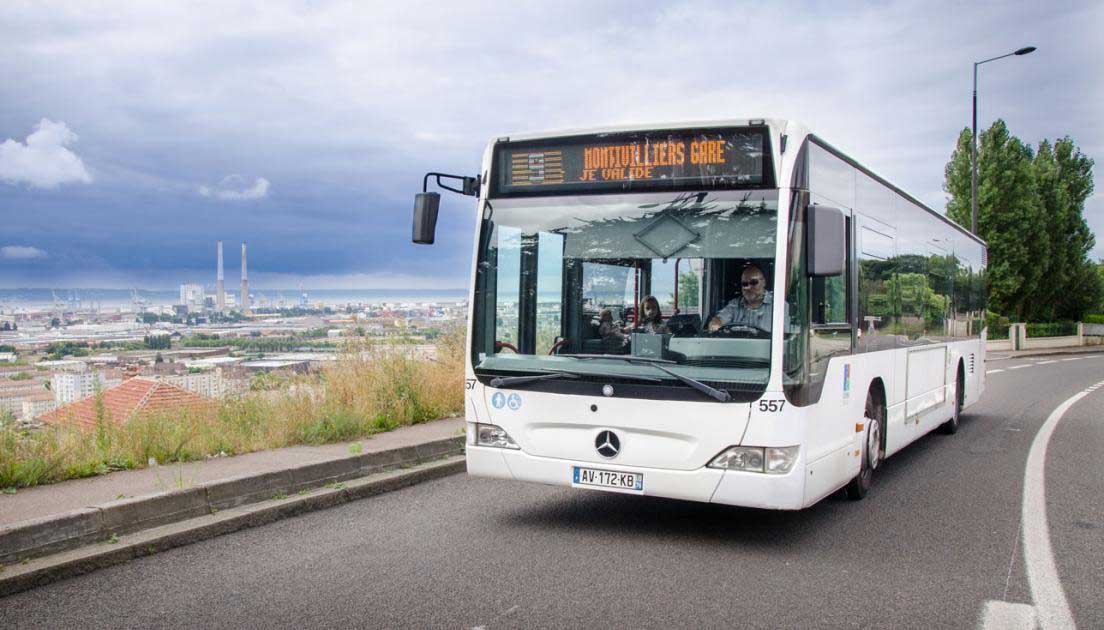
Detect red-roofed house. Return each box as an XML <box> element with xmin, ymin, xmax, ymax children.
<box><xmin>41</xmin><ymin>377</ymin><xmax>215</xmax><ymax>430</ymax></box>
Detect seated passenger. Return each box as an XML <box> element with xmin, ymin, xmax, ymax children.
<box><xmin>707</xmin><ymin>264</ymin><xmax>772</xmax><ymax>333</ymax></box>
<box><xmin>636</xmin><ymin>295</ymin><xmax>669</xmax><ymax>334</ymax></box>
<box><xmin>598</xmin><ymin>309</ymin><xmax>626</xmax><ymax>343</ymax></box>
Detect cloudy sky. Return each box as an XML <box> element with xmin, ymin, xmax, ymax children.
<box><xmin>1</xmin><ymin>1</ymin><xmax>1100</xmax><ymax>290</ymax></box>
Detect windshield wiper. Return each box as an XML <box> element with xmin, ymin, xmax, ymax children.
<box><xmin>557</xmin><ymin>353</ymin><xmax>677</xmax><ymax>364</ymax></box>
<box><xmin>489</xmin><ymin>368</ymin><xmax>663</xmax><ymax>388</ymax></box>
<box><xmin>561</xmin><ymin>354</ymin><xmax>731</xmax><ymax>402</ymax></box>
<box><xmin>489</xmin><ymin>371</ymin><xmax>578</xmax><ymax>388</ymax></box>
<box><xmin>641</xmin><ymin>362</ymin><xmax>731</xmax><ymax>402</ymax></box>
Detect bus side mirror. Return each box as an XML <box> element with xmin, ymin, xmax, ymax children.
<box><xmin>807</xmin><ymin>204</ymin><xmax>845</xmax><ymax>277</ymax></box>
<box><xmin>412</xmin><ymin>192</ymin><xmax>441</xmax><ymax>245</ymax></box>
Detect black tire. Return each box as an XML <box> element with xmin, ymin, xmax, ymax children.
<box><xmin>846</xmin><ymin>390</ymin><xmax>883</xmax><ymax>500</ymax></box>
<box><xmin>939</xmin><ymin>365</ymin><xmax>965</xmax><ymax>435</ymax></box>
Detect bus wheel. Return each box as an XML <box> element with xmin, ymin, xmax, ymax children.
<box><xmin>846</xmin><ymin>391</ymin><xmax>882</xmax><ymax>500</ymax></box>
<box><xmin>939</xmin><ymin>365</ymin><xmax>965</xmax><ymax>435</ymax></box>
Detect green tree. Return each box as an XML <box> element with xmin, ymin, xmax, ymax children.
<box><xmin>674</xmin><ymin>271</ymin><xmax>700</xmax><ymax>310</ymax></box>
<box><xmin>1097</xmin><ymin>260</ymin><xmax>1104</xmax><ymax>313</ymax></box>
<box><xmin>946</xmin><ymin>123</ymin><xmax>1099</xmax><ymax>321</ymax></box>
<box><xmin>1046</xmin><ymin>138</ymin><xmax>1099</xmax><ymax>320</ymax></box>
<box><xmin>143</xmin><ymin>334</ymin><xmax>171</xmax><ymax>350</ymax></box>
<box><xmin>945</xmin><ymin>121</ymin><xmax>1043</xmax><ymax>320</ymax></box>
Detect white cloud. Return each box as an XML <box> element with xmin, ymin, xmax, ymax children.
<box><xmin>198</xmin><ymin>174</ymin><xmax>270</xmax><ymax>200</ymax></box>
<box><xmin>0</xmin><ymin>245</ymin><xmax>48</xmax><ymax>260</ymax></box>
<box><xmin>0</xmin><ymin>118</ymin><xmax>92</xmax><ymax>188</ymax></box>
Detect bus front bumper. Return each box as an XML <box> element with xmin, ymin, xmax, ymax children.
<box><xmin>466</xmin><ymin>446</ymin><xmax>806</xmax><ymax>510</ymax></box>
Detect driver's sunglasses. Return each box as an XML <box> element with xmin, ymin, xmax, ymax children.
<box><xmin>741</xmin><ymin>279</ymin><xmax>761</xmax><ymax>287</ymax></box>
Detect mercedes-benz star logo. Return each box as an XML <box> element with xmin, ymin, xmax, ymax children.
<box><xmin>595</xmin><ymin>430</ymin><xmax>620</xmax><ymax>458</ymax></box>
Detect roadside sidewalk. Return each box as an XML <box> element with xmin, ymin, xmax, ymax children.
<box><xmin>987</xmin><ymin>345</ymin><xmax>1104</xmax><ymax>361</ymax></box>
<box><xmin>0</xmin><ymin>417</ymin><xmax>464</xmax><ymax>527</ymax></box>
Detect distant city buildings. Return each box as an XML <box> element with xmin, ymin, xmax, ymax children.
<box><xmin>21</xmin><ymin>394</ymin><xmax>56</xmax><ymax>420</ymax></box>
<box><xmin>51</xmin><ymin>370</ymin><xmax>122</xmax><ymax>405</ymax></box>
<box><xmin>0</xmin><ymin>274</ymin><xmax>467</xmax><ymax>428</ymax></box>
<box><xmin>179</xmin><ymin>283</ymin><xmax>204</xmax><ymax>308</ymax></box>
<box><xmin>163</xmin><ymin>367</ymin><xmax>247</xmax><ymax>399</ymax></box>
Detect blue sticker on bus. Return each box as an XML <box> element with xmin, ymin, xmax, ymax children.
<box><xmin>507</xmin><ymin>393</ymin><xmax>522</xmax><ymax>411</ymax></box>
<box><xmin>491</xmin><ymin>392</ymin><xmax>506</xmax><ymax>409</ymax></box>
<box><xmin>843</xmin><ymin>364</ymin><xmax>851</xmax><ymax>395</ymax></box>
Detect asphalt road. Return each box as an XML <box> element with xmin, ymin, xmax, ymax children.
<box><xmin>3</xmin><ymin>353</ymin><xmax>1103</xmax><ymax>629</ymax></box>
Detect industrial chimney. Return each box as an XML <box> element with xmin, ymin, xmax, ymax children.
<box><xmin>216</xmin><ymin>241</ymin><xmax>225</xmax><ymax>311</ymax></box>
<box><xmin>240</xmin><ymin>242</ymin><xmax>250</xmax><ymax>315</ymax></box>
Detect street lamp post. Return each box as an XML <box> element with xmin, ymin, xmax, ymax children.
<box><xmin>971</xmin><ymin>46</ymin><xmax>1036</xmax><ymax>235</ymax></box>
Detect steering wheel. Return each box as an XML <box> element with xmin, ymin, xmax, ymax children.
<box><xmin>495</xmin><ymin>341</ymin><xmax>519</xmax><ymax>353</ymax></box>
<box><xmin>706</xmin><ymin>323</ymin><xmax>770</xmax><ymax>338</ymax></box>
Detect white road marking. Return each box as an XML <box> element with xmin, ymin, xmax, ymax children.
<box><xmin>1008</xmin><ymin>364</ymin><xmax>1031</xmax><ymax>370</ymax></box>
<box><xmin>987</xmin><ymin>369</ymin><xmax>1005</xmax><ymax>374</ymax></box>
<box><xmin>979</xmin><ymin>600</ymin><xmax>1037</xmax><ymax>630</ymax></box>
<box><xmin>1020</xmin><ymin>380</ymin><xmax>1104</xmax><ymax>629</ymax></box>
<box><xmin>1037</xmin><ymin>360</ymin><xmax>1058</xmax><ymax>365</ymax></box>
<box><xmin>1061</xmin><ymin>357</ymin><xmax>1082</xmax><ymax>362</ymax></box>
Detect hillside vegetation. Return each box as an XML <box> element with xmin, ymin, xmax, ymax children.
<box><xmin>0</xmin><ymin>329</ymin><xmax>465</xmax><ymax>490</ymax></box>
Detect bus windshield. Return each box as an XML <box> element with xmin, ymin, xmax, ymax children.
<box><xmin>471</xmin><ymin>189</ymin><xmax>779</xmax><ymax>399</ymax></box>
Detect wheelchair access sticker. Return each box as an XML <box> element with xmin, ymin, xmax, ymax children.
<box><xmin>507</xmin><ymin>393</ymin><xmax>522</xmax><ymax>411</ymax></box>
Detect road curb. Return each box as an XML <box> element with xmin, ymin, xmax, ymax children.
<box><xmin>0</xmin><ymin>455</ymin><xmax>466</xmax><ymax>598</ymax></box>
<box><xmin>0</xmin><ymin>435</ymin><xmax>464</xmax><ymax>566</ymax></box>
<box><xmin>988</xmin><ymin>347</ymin><xmax>1104</xmax><ymax>360</ymax></box>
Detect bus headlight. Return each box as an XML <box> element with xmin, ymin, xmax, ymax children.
<box><xmin>765</xmin><ymin>446</ymin><xmax>800</xmax><ymax>474</ymax></box>
<box><xmin>708</xmin><ymin>446</ymin><xmax>765</xmax><ymax>472</ymax></box>
<box><xmin>475</xmin><ymin>423</ymin><xmax>520</xmax><ymax>449</ymax></box>
<box><xmin>708</xmin><ymin>445</ymin><xmax>799</xmax><ymax>474</ymax></box>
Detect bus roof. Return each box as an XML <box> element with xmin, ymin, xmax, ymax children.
<box><xmin>490</xmin><ymin>118</ymin><xmax>985</xmax><ymax>248</ymax></box>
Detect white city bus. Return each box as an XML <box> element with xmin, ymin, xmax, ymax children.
<box><xmin>413</xmin><ymin>119</ymin><xmax>987</xmax><ymax>509</ymax></box>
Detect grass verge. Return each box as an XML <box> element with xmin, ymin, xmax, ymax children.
<box><xmin>0</xmin><ymin>329</ymin><xmax>464</xmax><ymax>489</ymax></box>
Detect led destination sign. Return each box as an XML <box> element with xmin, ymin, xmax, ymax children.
<box><xmin>494</xmin><ymin>128</ymin><xmax>770</xmax><ymax>196</ymax></box>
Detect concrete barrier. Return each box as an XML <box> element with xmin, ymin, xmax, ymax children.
<box><xmin>0</xmin><ymin>435</ymin><xmax>464</xmax><ymax>565</ymax></box>
<box><xmin>1021</xmin><ymin>334</ymin><xmax>1081</xmax><ymax>350</ymax></box>
<box><xmin>98</xmin><ymin>488</ymin><xmax>209</xmax><ymax>536</ymax></box>
<box><xmin>987</xmin><ymin>322</ymin><xmax>1094</xmax><ymax>352</ymax></box>
<box><xmin>0</xmin><ymin>509</ymin><xmax>104</xmax><ymax>565</ymax></box>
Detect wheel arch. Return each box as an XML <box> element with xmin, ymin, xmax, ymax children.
<box><xmin>956</xmin><ymin>357</ymin><xmax>966</xmax><ymax>404</ymax></box>
<box><xmin>866</xmin><ymin>377</ymin><xmax>887</xmax><ymax>452</ymax></box>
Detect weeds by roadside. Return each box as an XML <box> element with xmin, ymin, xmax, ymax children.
<box><xmin>0</xmin><ymin>329</ymin><xmax>464</xmax><ymax>489</ymax></box>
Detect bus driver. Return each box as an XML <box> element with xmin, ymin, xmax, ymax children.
<box><xmin>707</xmin><ymin>264</ymin><xmax>772</xmax><ymax>333</ymax></box>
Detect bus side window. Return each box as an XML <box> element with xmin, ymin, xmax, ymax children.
<box><xmin>857</xmin><ymin>223</ymin><xmax>896</xmax><ymax>352</ymax></box>
<box><xmin>809</xmin><ymin>216</ymin><xmax>852</xmax><ymax>370</ymax></box>
<box><xmin>812</xmin><ymin>275</ymin><xmax>847</xmax><ymax>325</ymax></box>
